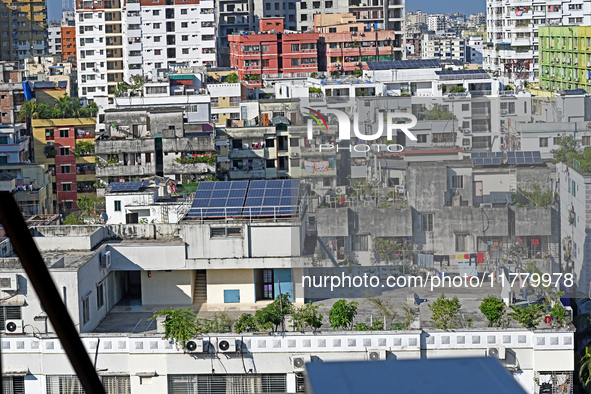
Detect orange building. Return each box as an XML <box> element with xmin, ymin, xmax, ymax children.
<box><xmin>61</xmin><ymin>26</ymin><xmax>77</xmax><ymax>63</ymax></box>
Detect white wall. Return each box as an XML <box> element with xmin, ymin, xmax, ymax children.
<box><xmin>109</xmin><ymin>243</ymin><xmax>186</xmax><ymax>271</ymax></box>
<box><xmin>250</xmin><ymin>226</ymin><xmax>301</xmax><ymax>257</ymax></box>
<box><xmin>207</xmin><ymin>269</ymin><xmax>254</xmax><ymax>304</ymax></box>
<box><xmin>141</xmin><ymin>270</ymin><xmax>193</xmax><ymax>306</ymax></box>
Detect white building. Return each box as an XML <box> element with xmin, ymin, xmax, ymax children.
<box><xmin>469</xmin><ymin>12</ymin><xmax>486</xmax><ymax>26</ymax></box>
<box><xmin>422</xmin><ymin>34</ymin><xmax>466</xmax><ymax>61</ymax></box>
<box><xmin>467</xmin><ymin>36</ymin><xmax>484</xmax><ymax>64</ymax></box>
<box><xmin>484</xmin><ymin>0</ymin><xmax>591</xmax><ymax>83</ymax></box>
<box><xmin>104</xmin><ymin>179</ymin><xmax>191</xmax><ymax>224</ymax></box>
<box><xmin>47</xmin><ymin>24</ymin><xmax>61</xmax><ymax>56</ymax></box>
<box><xmin>0</xmin><ymin>124</ymin><xmax>29</xmax><ymax>164</ymax></box>
<box><xmin>75</xmin><ymin>0</ymin><xmax>216</xmax><ymax>110</ymax></box>
<box><xmin>427</xmin><ymin>15</ymin><xmax>446</xmax><ymax>33</ymax></box>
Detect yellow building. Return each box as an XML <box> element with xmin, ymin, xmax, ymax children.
<box><xmin>0</xmin><ymin>0</ymin><xmax>47</xmax><ymax>61</ymax></box>
<box><xmin>32</xmin><ymin>117</ymin><xmax>97</xmax><ymax>213</ymax></box>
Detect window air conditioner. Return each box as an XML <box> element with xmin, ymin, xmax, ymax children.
<box><xmin>292</xmin><ymin>355</ymin><xmax>311</xmax><ymax>371</ymax></box>
<box><xmin>0</xmin><ymin>274</ymin><xmax>18</xmax><ymax>291</ymax></box>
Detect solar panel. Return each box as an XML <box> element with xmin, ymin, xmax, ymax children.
<box><xmin>517</xmin><ymin>158</ymin><xmax>525</xmax><ymax>164</ymax></box>
<box><xmin>508</xmin><ymin>158</ymin><xmax>517</xmax><ymax>164</ymax></box>
<box><xmin>471</xmin><ymin>153</ymin><xmax>478</xmax><ymax>159</ymax></box>
<box><xmin>107</xmin><ymin>181</ymin><xmax>151</xmax><ymax>192</ymax></box>
<box><xmin>484</xmin><ymin>158</ymin><xmax>493</xmax><ymax>165</ymax></box>
<box><xmin>533</xmin><ymin>157</ymin><xmax>543</xmax><ymax>164</ymax></box>
<box><xmin>533</xmin><ymin>151</ymin><xmax>541</xmax><ymax>158</ymax></box>
<box><xmin>473</xmin><ymin>158</ymin><xmax>484</xmax><ymax>165</ymax></box>
<box><xmin>507</xmin><ymin>152</ymin><xmax>516</xmax><ymax>158</ymax></box>
<box><xmin>493</xmin><ymin>158</ymin><xmax>502</xmax><ymax>165</ymax></box>
<box><xmin>516</xmin><ymin>152</ymin><xmax>524</xmax><ymax>158</ymax></box>
<box><xmin>524</xmin><ymin>151</ymin><xmax>533</xmax><ymax>157</ymax></box>
<box><xmin>524</xmin><ymin>157</ymin><xmax>534</xmax><ymax>164</ymax></box>
<box><xmin>495</xmin><ymin>152</ymin><xmax>504</xmax><ymax>158</ymax></box>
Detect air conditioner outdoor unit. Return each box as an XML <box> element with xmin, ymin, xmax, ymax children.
<box><xmin>480</xmin><ymin>203</ymin><xmax>493</xmax><ymax>208</ymax></box>
<box><xmin>100</xmin><ymin>251</ymin><xmax>111</xmax><ymax>269</ymax></box>
<box><xmin>292</xmin><ymin>354</ymin><xmax>311</xmax><ymax>371</ymax></box>
<box><xmin>5</xmin><ymin>320</ymin><xmax>24</xmax><ymax>334</ymax></box>
<box><xmin>367</xmin><ymin>349</ymin><xmax>387</xmax><ymax>361</ymax></box>
<box><xmin>185</xmin><ymin>339</ymin><xmax>204</xmax><ymax>353</ymax></box>
<box><xmin>217</xmin><ymin>338</ymin><xmax>237</xmax><ymax>353</ymax></box>
<box><xmin>488</xmin><ymin>346</ymin><xmax>506</xmax><ymax>359</ymax></box>
<box><xmin>587</xmin><ymin>62</ymin><xmax>591</xmax><ymax>67</ymax></box>
<box><xmin>290</xmin><ymin>152</ymin><xmax>298</xmax><ymax>157</ymax></box>
<box><xmin>0</xmin><ymin>274</ymin><xmax>18</xmax><ymax>291</ymax></box>
<box><xmin>335</xmin><ymin>186</ymin><xmax>346</xmax><ymax>195</ymax></box>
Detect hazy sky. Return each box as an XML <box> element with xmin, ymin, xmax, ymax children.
<box><xmin>48</xmin><ymin>0</ymin><xmax>486</xmax><ymax>22</ymax></box>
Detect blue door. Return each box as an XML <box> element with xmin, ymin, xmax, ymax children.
<box><xmin>224</xmin><ymin>289</ymin><xmax>240</xmax><ymax>303</ymax></box>
<box><xmin>274</xmin><ymin>269</ymin><xmax>293</xmax><ymax>302</ymax></box>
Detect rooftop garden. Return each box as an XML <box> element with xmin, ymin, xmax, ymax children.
<box><xmin>19</xmin><ymin>95</ymin><xmax>98</xmax><ymax>120</ymax></box>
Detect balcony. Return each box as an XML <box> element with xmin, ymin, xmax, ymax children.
<box><xmin>95</xmin><ymin>139</ymin><xmax>155</xmax><ymax>155</ymax></box>
<box><xmin>167</xmin><ymin>161</ymin><xmax>214</xmax><ymax>174</ymax></box>
<box><xmin>228</xmin><ymin>169</ymin><xmax>266</xmax><ymax>180</ymax></box>
<box><xmin>96</xmin><ymin>162</ymin><xmax>156</xmax><ymax>177</ymax></box>
<box><xmin>228</xmin><ymin>148</ymin><xmax>265</xmax><ymax>159</ymax></box>
<box><xmin>471</xmin><ymin>107</ymin><xmax>490</xmax><ymax>115</ymax></box>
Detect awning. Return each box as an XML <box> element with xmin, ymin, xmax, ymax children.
<box><xmin>271</xmin><ymin>116</ymin><xmax>291</xmax><ymax>125</ymax></box>
<box><xmin>3</xmin><ymin>370</ymin><xmax>28</xmax><ymax>376</ymax></box>
<box><xmin>136</xmin><ymin>371</ymin><xmax>157</xmax><ymax>377</ymax></box>
<box><xmin>169</xmin><ymin>74</ymin><xmax>194</xmax><ymax>80</ymax></box>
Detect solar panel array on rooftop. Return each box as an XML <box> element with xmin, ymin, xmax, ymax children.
<box><xmin>435</xmin><ymin>69</ymin><xmax>488</xmax><ymax>76</ymax></box>
<box><xmin>471</xmin><ymin>151</ymin><xmax>542</xmax><ymax>166</ymax></box>
<box><xmin>107</xmin><ymin>181</ymin><xmax>150</xmax><ymax>192</ymax></box>
<box><xmin>187</xmin><ymin>180</ymin><xmax>301</xmax><ymax>219</ymax></box>
<box><xmin>366</xmin><ymin>59</ymin><xmax>442</xmax><ymax>70</ymax></box>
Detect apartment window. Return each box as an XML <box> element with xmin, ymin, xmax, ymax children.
<box><xmin>583</xmin><ymin>136</ymin><xmax>591</xmax><ymax>146</ymax></box>
<box><xmin>82</xmin><ymin>295</ymin><xmax>90</xmax><ymax>325</ymax></box>
<box><xmin>61</xmin><ymin>165</ymin><xmax>71</xmax><ymax>174</ymax></box>
<box><xmin>329</xmin><ymin>27</ymin><xmax>337</xmax><ymax>33</ymax></box>
<box><xmin>182</xmin><ymin>35</ymin><xmax>188</xmax><ymax>41</ymax></box>
<box><xmin>181</xmin><ymin>22</ymin><xmax>188</xmax><ymax>28</ymax></box>
<box><xmin>349</xmin><ymin>26</ymin><xmax>358</xmax><ymax>33</ymax></box>
<box><xmin>300</xmin><ymin>14</ymin><xmax>307</xmax><ymax>21</ymax></box>
<box><xmin>291</xmin><ymin>58</ymin><xmax>300</xmax><ymax>66</ymax></box>
<box><xmin>462</xmin><ymin>121</ymin><xmax>470</xmax><ymax>129</ymax></box>
<box><xmin>265</xmin><ymin>3</ymin><xmax>270</xmax><ymax>10</ymax></box>
<box><xmin>47</xmin><ymin>376</ymin><xmax>84</xmax><ymax>394</ymax></box>
<box><xmin>114</xmin><ymin>200</ymin><xmax>121</xmax><ymax>211</ymax></box>
<box><xmin>59</xmin><ymin>129</ymin><xmax>69</xmax><ymax>138</ymax></box>
<box><xmin>275</xmin><ymin>2</ymin><xmax>280</xmax><ymax>9</ymax></box>
<box><xmin>97</xmin><ymin>282</ymin><xmax>104</xmax><ymax>309</ymax></box>
<box><xmin>352</xmin><ymin>235</ymin><xmax>368</xmax><ymax>251</ymax></box>
<box><xmin>153</xmin><ymin>22</ymin><xmax>161</xmax><ymax>29</ymax></box>
<box><xmin>291</xmin><ymin>44</ymin><xmax>299</xmax><ymax>51</ymax></box>
<box><xmin>451</xmin><ymin>175</ymin><xmax>463</xmax><ymax>189</ymax></box>
<box><xmin>3</xmin><ymin>376</ymin><xmax>24</xmax><ymax>394</ymax></box>
<box><xmin>211</xmin><ymin>227</ymin><xmax>243</xmax><ymax>237</ymax></box>
<box><xmin>102</xmin><ymin>376</ymin><xmax>131</xmax><ymax>393</ymax></box>
<box><xmin>417</xmin><ymin>134</ymin><xmax>427</xmax><ymax>143</ymax></box>
<box><xmin>152</xmin><ymin>9</ymin><xmax>160</xmax><ymax>15</ymax></box>
<box><xmin>154</xmin><ymin>36</ymin><xmax>161</xmax><ymax>42</ymax></box>
<box><xmin>261</xmin><ymin>269</ymin><xmax>274</xmax><ymax>299</ymax></box>
<box><xmin>539</xmin><ymin>137</ymin><xmax>548</xmax><ymax>147</ymax></box>
<box><xmin>553</xmin><ymin>137</ymin><xmax>560</xmax><ymax>146</ymax></box>
<box><xmin>62</xmin><ymin>183</ymin><xmax>72</xmax><ymax>191</ymax></box>
<box><xmin>60</xmin><ymin>147</ymin><xmax>70</xmax><ymax>156</ymax></box>
<box><xmin>422</xmin><ymin>213</ymin><xmax>434</xmax><ymax>232</ymax></box>
<box><xmin>462</xmin><ymin>104</ymin><xmax>469</xmax><ymax>111</ymax></box>
<box><xmin>154</xmin><ymin>49</ymin><xmax>161</xmax><ymax>55</ymax></box>
<box><xmin>0</xmin><ymin>306</ymin><xmax>21</xmax><ymax>330</ymax></box>
<box><xmin>182</xmin><ymin>48</ymin><xmax>189</xmax><ymax>54</ymax></box>
<box><xmin>455</xmin><ymin>234</ymin><xmax>467</xmax><ymax>252</ymax></box>
<box><xmin>290</xmin><ymin>138</ymin><xmax>300</xmax><ymax>147</ymax></box>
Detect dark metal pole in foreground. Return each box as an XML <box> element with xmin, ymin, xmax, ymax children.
<box><xmin>0</xmin><ymin>192</ymin><xmax>106</xmax><ymax>394</ymax></box>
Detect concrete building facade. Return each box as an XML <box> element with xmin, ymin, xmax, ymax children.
<box><xmin>0</xmin><ymin>0</ymin><xmax>47</xmax><ymax>61</ymax></box>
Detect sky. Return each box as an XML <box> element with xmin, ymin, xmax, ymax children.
<box><xmin>47</xmin><ymin>0</ymin><xmax>486</xmax><ymax>22</ymax></box>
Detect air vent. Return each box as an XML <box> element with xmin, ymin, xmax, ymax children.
<box><xmin>291</xmin><ymin>354</ymin><xmax>311</xmax><ymax>371</ymax></box>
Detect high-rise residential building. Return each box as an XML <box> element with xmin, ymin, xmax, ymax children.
<box><xmin>538</xmin><ymin>25</ymin><xmax>591</xmax><ymax>91</ymax></box>
<box><xmin>466</xmin><ymin>36</ymin><xmax>484</xmax><ymax>64</ymax></box>
<box><xmin>427</xmin><ymin>15</ymin><xmax>446</xmax><ymax>33</ymax></box>
<box><xmin>48</xmin><ymin>11</ymin><xmax>75</xmax><ymax>60</ymax></box>
<box><xmin>0</xmin><ymin>0</ymin><xmax>48</xmax><ymax>61</ymax></box>
<box><xmin>32</xmin><ymin>117</ymin><xmax>97</xmax><ymax>213</ymax></box>
<box><xmin>217</xmin><ymin>0</ymin><xmax>405</xmax><ymax>66</ymax></box>
<box><xmin>484</xmin><ymin>0</ymin><xmax>591</xmax><ymax>83</ymax></box>
<box><xmin>422</xmin><ymin>34</ymin><xmax>466</xmax><ymax>61</ymax></box>
<box><xmin>469</xmin><ymin>12</ymin><xmax>486</xmax><ymax>26</ymax></box>
<box><xmin>76</xmin><ymin>0</ymin><xmax>216</xmax><ymax>109</ymax></box>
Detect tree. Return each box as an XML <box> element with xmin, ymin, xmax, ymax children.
<box><xmin>479</xmin><ymin>296</ymin><xmax>506</xmax><ymax>327</ymax></box>
<box><xmin>372</xmin><ymin>238</ymin><xmax>397</xmax><ymax>263</ymax></box>
<box><xmin>76</xmin><ymin>196</ymin><xmax>104</xmax><ymax>224</ymax></box>
<box><xmin>195</xmin><ymin>311</ymin><xmax>234</xmax><ymax>333</ymax></box>
<box><xmin>421</xmin><ymin>104</ymin><xmax>454</xmax><ymax>120</ymax></box>
<box><xmin>429</xmin><ymin>294</ymin><xmax>461</xmax><ymax>329</ymax></box>
<box><xmin>551</xmin><ymin>135</ymin><xmax>578</xmax><ymax>164</ymax></box>
<box><xmin>74</xmin><ymin>140</ymin><xmax>95</xmax><ymax>157</ymax></box>
<box><xmin>449</xmin><ymin>85</ymin><xmax>466</xmax><ymax>93</ymax></box>
<box><xmin>365</xmin><ymin>297</ymin><xmax>396</xmax><ymax>329</ymax></box>
<box><xmin>18</xmin><ymin>99</ymin><xmax>40</xmax><ymax>120</ymax></box>
<box><xmin>328</xmin><ymin>300</ymin><xmax>358</xmax><ymax>330</ymax></box>
<box><xmin>509</xmin><ymin>304</ymin><xmax>544</xmax><ymax>328</ymax></box>
<box><xmin>149</xmin><ymin>308</ymin><xmax>198</xmax><ymax>349</ymax></box>
<box><xmin>234</xmin><ymin>313</ymin><xmax>258</xmax><ymax>333</ymax></box>
<box><xmin>580</xmin><ymin>347</ymin><xmax>591</xmax><ymax>392</ymax></box>
<box><xmin>290</xmin><ymin>302</ymin><xmax>323</xmax><ymax>332</ymax></box>
<box><xmin>512</xmin><ymin>184</ymin><xmax>553</xmax><ymax>207</ymax></box>
<box><xmin>226</xmin><ymin>73</ymin><xmax>239</xmax><ymax>83</ymax></box>
<box><xmin>63</xmin><ymin>213</ymin><xmax>84</xmax><ymax>225</ymax></box>
<box><xmin>255</xmin><ymin>293</ymin><xmax>293</xmax><ymax>332</ymax></box>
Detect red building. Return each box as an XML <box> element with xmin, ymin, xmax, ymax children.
<box><xmin>61</xmin><ymin>26</ymin><xmax>77</xmax><ymax>64</ymax></box>
<box><xmin>320</xmin><ymin>30</ymin><xmax>401</xmax><ymax>74</ymax></box>
<box><xmin>229</xmin><ymin>18</ymin><xmax>319</xmax><ymax>87</ymax></box>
